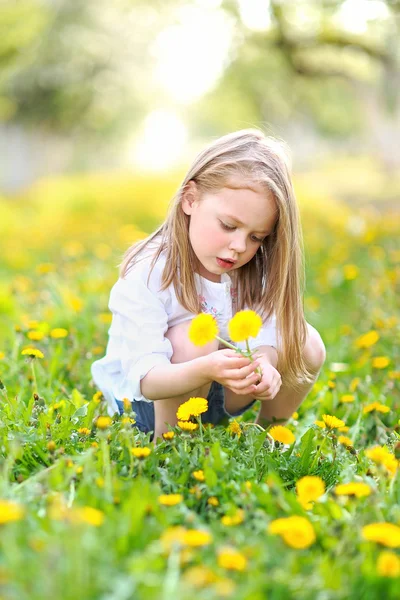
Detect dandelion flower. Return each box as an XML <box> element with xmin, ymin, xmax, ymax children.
<box><xmin>221</xmin><ymin>509</ymin><xmax>245</xmax><ymax>526</ymax></box>
<box><xmin>362</xmin><ymin>523</ymin><xmax>400</xmax><ymax>548</ymax></box>
<box><xmin>340</xmin><ymin>395</ymin><xmax>355</xmax><ymax>404</ymax></box>
<box><xmin>268</xmin><ymin>516</ymin><xmax>316</xmax><ymax>549</ymax></box>
<box><xmin>355</xmin><ymin>330</ymin><xmax>379</xmax><ymax>349</ymax></box>
<box><xmin>227</xmin><ymin>419</ymin><xmax>242</xmax><ymax>438</ymax></box>
<box><xmin>176</xmin><ymin>397</ymin><xmax>208</xmax><ymax>421</ymax></box>
<box><xmin>269</xmin><ymin>425</ymin><xmax>295</xmax><ymax>445</ymax></box>
<box><xmin>96</xmin><ymin>416</ymin><xmax>112</xmax><ymax>430</ymax></box>
<box><xmin>377</xmin><ymin>551</ymin><xmax>400</xmax><ymax>577</ymax></box>
<box><xmin>218</xmin><ymin>547</ymin><xmax>247</xmax><ymax>571</ymax></box>
<box><xmin>365</xmin><ymin>446</ymin><xmax>398</xmax><ymax>476</ymax></box>
<box><xmin>50</xmin><ymin>328</ymin><xmax>69</xmax><ymax>339</ymax></box>
<box><xmin>158</xmin><ymin>494</ymin><xmax>183</xmax><ymax>506</ymax></box>
<box><xmin>192</xmin><ymin>470</ymin><xmax>205</xmax><ymax>482</ymax></box>
<box><xmin>334</xmin><ymin>482</ymin><xmax>371</xmax><ymax>498</ymax></box>
<box><xmin>21</xmin><ymin>348</ymin><xmax>44</xmax><ymax>359</ymax></box>
<box><xmin>338</xmin><ymin>435</ymin><xmax>353</xmax><ymax>446</ymax></box>
<box><xmin>208</xmin><ymin>496</ymin><xmax>219</xmax><ymax>506</ymax></box>
<box><xmin>372</xmin><ymin>356</ymin><xmax>390</xmax><ymax>369</ymax></box>
<box><xmin>162</xmin><ymin>431</ymin><xmax>175</xmax><ymax>440</ymax></box>
<box><xmin>363</xmin><ymin>402</ymin><xmax>390</xmax><ymax>415</ymax></box>
<box><xmin>177</xmin><ymin>421</ymin><xmax>198</xmax><ymax>432</ymax></box>
<box><xmin>182</xmin><ymin>529</ymin><xmax>212</xmax><ymax>547</ymax></box>
<box><xmin>27</xmin><ymin>331</ymin><xmax>45</xmax><ymax>341</ymax></box>
<box><xmin>314</xmin><ymin>420</ymin><xmax>326</xmax><ymax>429</ymax></box>
<box><xmin>188</xmin><ymin>314</ymin><xmax>219</xmax><ymax>346</ymax></box>
<box><xmin>322</xmin><ymin>414</ymin><xmax>345</xmax><ymax>429</ymax></box>
<box><xmin>228</xmin><ymin>310</ymin><xmax>262</xmax><ymax>342</ymax></box>
<box><xmin>0</xmin><ymin>500</ymin><xmax>25</xmax><ymax>524</ymax></box>
<box><xmin>131</xmin><ymin>447</ymin><xmax>151</xmax><ymax>459</ymax></box>
<box><xmin>78</xmin><ymin>427</ymin><xmax>90</xmax><ymax>435</ymax></box>
<box><xmin>296</xmin><ymin>476</ymin><xmax>325</xmax><ymax>509</ymax></box>
<box><xmin>73</xmin><ymin>506</ymin><xmax>105</xmax><ymax>526</ymax></box>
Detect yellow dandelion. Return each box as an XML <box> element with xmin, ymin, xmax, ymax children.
<box><xmin>296</xmin><ymin>476</ymin><xmax>325</xmax><ymax>509</ymax></box>
<box><xmin>0</xmin><ymin>500</ymin><xmax>25</xmax><ymax>524</ymax></box>
<box><xmin>176</xmin><ymin>397</ymin><xmax>208</xmax><ymax>421</ymax></box>
<box><xmin>365</xmin><ymin>446</ymin><xmax>398</xmax><ymax>476</ymax></box>
<box><xmin>162</xmin><ymin>431</ymin><xmax>175</xmax><ymax>440</ymax></box>
<box><xmin>27</xmin><ymin>330</ymin><xmax>45</xmax><ymax>341</ymax></box>
<box><xmin>315</xmin><ymin>420</ymin><xmax>326</xmax><ymax>429</ymax></box>
<box><xmin>182</xmin><ymin>529</ymin><xmax>212</xmax><ymax>547</ymax></box>
<box><xmin>269</xmin><ymin>425</ymin><xmax>295</xmax><ymax>445</ymax></box>
<box><xmin>363</xmin><ymin>402</ymin><xmax>390</xmax><ymax>415</ymax></box>
<box><xmin>158</xmin><ymin>494</ymin><xmax>183</xmax><ymax>506</ymax></box>
<box><xmin>355</xmin><ymin>330</ymin><xmax>379</xmax><ymax>349</ymax></box>
<box><xmin>92</xmin><ymin>391</ymin><xmax>103</xmax><ymax>403</ymax></box>
<box><xmin>338</xmin><ymin>425</ymin><xmax>349</xmax><ymax>432</ymax></box>
<box><xmin>343</xmin><ymin>264</ymin><xmax>359</xmax><ymax>280</ymax></box>
<box><xmin>73</xmin><ymin>506</ymin><xmax>104</xmax><ymax>526</ymax></box>
<box><xmin>177</xmin><ymin>421</ymin><xmax>198</xmax><ymax>432</ymax></box>
<box><xmin>121</xmin><ymin>416</ymin><xmax>136</xmax><ymax>426</ymax></box>
<box><xmin>21</xmin><ymin>348</ymin><xmax>44</xmax><ymax>359</ymax></box>
<box><xmin>338</xmin><ymin>435</ymin><xmax>353</xmax><ymax>446</ymax></box>
<box><xmin>322</xmin><ymin>414</ymin><xmax>345</xmax><ymax>429</ymax></box>
<box><xmin>47</xmin><ymin>440</ymin><xmax>56</xmax><ymax>452</ymax></box>
<box><xmin>192</xmin><ymin>470</ymin><xmax>205</xmax><ymax>482</ymax></box>
<box><xmin>349</xmin><ymin>377</ymin><xmax>361</xmax><ymax>392</ymax></box>
<box><xmin>77</xmin><ymin>427</ymin><xmax>90</xmax><ymax>435</ymax></box>
<box><xmin>221</xmin><ymin>509</ymin><xmax>245</xmax><ymax>526</ymax></box>
<box><xmin>327</xmin><ymin>380</ymin><xmax>336</xmax><ymax>389</ymax></box>
<box><xmin>268</xmin><ymin>516</ymin><xmax>316</xmax><ymax>549</ymax></box>
<box><xmin>227</xmin><ymin>419</ymin><xmax>242</xmax><ymax>438</ymax></box>
<box><xmin>96</xmin><ymin>416</ymin><xmax>112</xmax><ymax>430</ymax></box>
<box><xmin>362</xmin><ymin>523</ymin><xmax>400</xmax><ymax>548</ymax></box>
<box><xmin>389</xmin><ymin>371</ymin><xmax>400</xmax><ymax>380</ymax></box>
<box><xmin>122</xmin><ymin>397</ymin><xmax>132</xmax><ymax>412</ymax></box>
<box><xmin>372</xmin><ymin>356</ymin><xmax>390</xmax><ymax>369</ymax></box>
<box><xmin>377</xmin><ymin>551</ymin><xmax>400</xmax><ymax>577</ymax></box>
<box><xmin>218</xmin><ymin>547</ymin><xmax>247</xmax><ymax>571</ymax></box>
<box><xmin>292</xmin><ymin>412</ymin><xmax>299</xmax><ymax>419</ymax></box>
<box><xmin>335</xmin><ymin>482</ymin><xmax>371</xmax><ymax>498</ymax></box>
<box><xmin>228</xmin><ymin>310</ymin><xmax>262</xmax><ymax>342</ymax></box>
<box><xmin>188</xmin><ymin>313</ymin><xmax>219</xmax><ymax>346</ymax></box>
<box><xmin>183</xmin><ymin>565</ymin><xmax>217</xmax><ymax>587</ymax></box>
<box><xmin>50</xmin><ymin>328</ymin><xmax>69</xmax><ymax>339</ymax></box>
<box><xmin>207</xmin><ymin>496</ymin><xmax>219</xmax><ymax>506</ymax></box>
<box><xmin>131</xmin><ymin>447</ymin><xmax>151</xmax><ymax>459</ymax></box>
<box><xmin>340</xmin><ymin>394</ymin><xmax>355</xmax><ymax>404</ymax></box>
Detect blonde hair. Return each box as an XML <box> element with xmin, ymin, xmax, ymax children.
<box><xmin>120</xmin><ymin>129</ymin><xmax>311</xmax><ymax>387</ymax></box>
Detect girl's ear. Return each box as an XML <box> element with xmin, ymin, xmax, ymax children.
<box><xmin>181</xmin><ymin>180</ymin><xmax>198</xmax><ymax>215</ymax></box>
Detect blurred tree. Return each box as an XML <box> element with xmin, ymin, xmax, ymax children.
<box><xmin>0</xmin><ymin>0</ymin><xmax>180</xmax><ymax>138</ymax></box>
<box><xmin>191</xmin><ymin>0</ymin><xmax>400</xmax><ymax>145</ymax></box>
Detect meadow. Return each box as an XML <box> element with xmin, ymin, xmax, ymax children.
<box><xmin>0</xmin><ymin>163</ymin><xmax>399</xmax><ymax>599</ymax></box>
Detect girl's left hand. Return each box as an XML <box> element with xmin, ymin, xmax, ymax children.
<box><xmin>251</xmin><ymin>354</ymin><xmax>282</xmax><ymax>401</ymax></box>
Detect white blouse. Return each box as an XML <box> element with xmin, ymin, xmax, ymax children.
<box><xmin>91</xmin><ymin>246</ymin><xmax>277</xmax><ymax>416</ymax></box>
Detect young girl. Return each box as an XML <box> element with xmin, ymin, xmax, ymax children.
<box><xmin>91</xmin><ymin>129</ymin><xmax>326</xmax><ymax>441</ymax></box>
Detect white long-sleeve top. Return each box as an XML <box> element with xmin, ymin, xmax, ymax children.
<box><xmin>91</xmin><ymin>246</ymin><xmax>277</xmax><ymax>416</ymax></box>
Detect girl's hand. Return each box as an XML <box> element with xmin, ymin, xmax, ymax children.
<box><xmin>252</xmin><ymin>355</ymin><xmax>282</xmax><ymax>401</ymax></box>
<box><xmin>207</xmin><ymin>349</ymin><xmax>262</xmax><ymax>396</ymax></box>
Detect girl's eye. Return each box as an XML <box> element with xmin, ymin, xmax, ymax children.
<box><xmin>220</xmin><ymin>221</ymin><xmax>236</xmax><ymax>231</ymax></box>
<box><xmin>220</xmin><ymin>221</ymin><xmax>264</xmax><ymax>243</ymax></box>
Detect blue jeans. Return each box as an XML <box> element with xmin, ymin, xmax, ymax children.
<box><xmin>116</xmin><ymin>381</ymin><xmax>256</xmax><ymax>440</ymax></box>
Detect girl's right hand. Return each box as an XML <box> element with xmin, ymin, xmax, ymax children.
<box><xmin>206</xmin><ymin>349</ymin><xmax>262</xmax><ymax>396</ymax></box>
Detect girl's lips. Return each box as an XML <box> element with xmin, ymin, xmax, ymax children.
<box><xmin>216</xmin><ymin>257</ymin><xmax>236</xmax><ymax>269</ymax></box>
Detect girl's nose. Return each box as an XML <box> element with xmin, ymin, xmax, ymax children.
<box><xmin>229</xmin><ymin>234</ymin><xmax>247</xmax><ymax>254</ymax></box>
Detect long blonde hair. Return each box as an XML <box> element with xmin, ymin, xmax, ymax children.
<box><xmin>120</xmin><ymin>129</ymin><xmax>311</xmax><ymax>386</ymax></box>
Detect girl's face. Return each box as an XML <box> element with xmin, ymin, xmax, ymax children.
<box><xmin>182</xmin><ymin>179</ymin><xmax>277</xmax><ymax>282</ymax></box>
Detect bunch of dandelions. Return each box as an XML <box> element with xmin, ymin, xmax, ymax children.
<box><xmin>188</xmin><ymin>310</ymin><xmax>263</xmax><ymax>379</ymax></box>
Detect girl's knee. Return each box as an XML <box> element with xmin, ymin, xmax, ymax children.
<box><xmin>165</xmin><ymin>319</ymin><xmax>219</xmax><ymax>364</ymax></box>
<box><xmin>304</xmin><ymin>323</ymin><xmax>326</xmax><ymax>373</ymax></box>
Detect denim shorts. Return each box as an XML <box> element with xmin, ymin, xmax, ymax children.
<box><xmin>115</xmin><ymin>381</ymin><xmax>256</xmax><ymax>440</ymax></box>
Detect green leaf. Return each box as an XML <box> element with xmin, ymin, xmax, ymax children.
<box><xmin>204</xmin><ymin>465</ymin><xmax>218</xmax><ymax>487</ymax></box>
<box><xmin>299</xmin><ymin>429</ymin><xmax>316</xmax><ymax>473</ymax></box>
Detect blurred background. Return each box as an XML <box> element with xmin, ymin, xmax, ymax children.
<box><xmin>1</xmin><ymin>0</ymin><xmax>400</xmax><ymax>190</ymax></box>
<box><xmin>0</xmin><ymin>0</ymin><xmax>399</xmax><ymax>351</ymax></box>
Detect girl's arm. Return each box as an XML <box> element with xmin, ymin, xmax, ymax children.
<box><xmin>252</xmin><ymin>345</ymin><xmax>278</xmax><ymax>368</ymax></box>
<box><xmin>140</xmin><ymin>356</ymin><xmax>212</xmax><ymax>401</ymax></box>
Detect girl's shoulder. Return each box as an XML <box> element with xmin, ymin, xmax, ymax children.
<box><xmin>122</xmin><ymin>241</ymin><xmax>168</xmax><ymax>289</ymax></box>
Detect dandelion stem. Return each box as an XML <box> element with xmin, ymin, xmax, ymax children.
<box><xmin>310</xmin><ymin>431</ymin><xmax>330</xmax><ymax>471</ymax></box>
<box><xmin>30</xmin><ymin>361</ymin><xmax>38</xmax><ymax>396</ymax></box>
<box><xmin>100</xmin><ymin>435</ymin><xmax>113</xmax><ymax>501</ymax></box>
<box><xmin>215</xmin><ymin>336</ymin><xmax>241</xmax><ymax>352</ymax></box>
